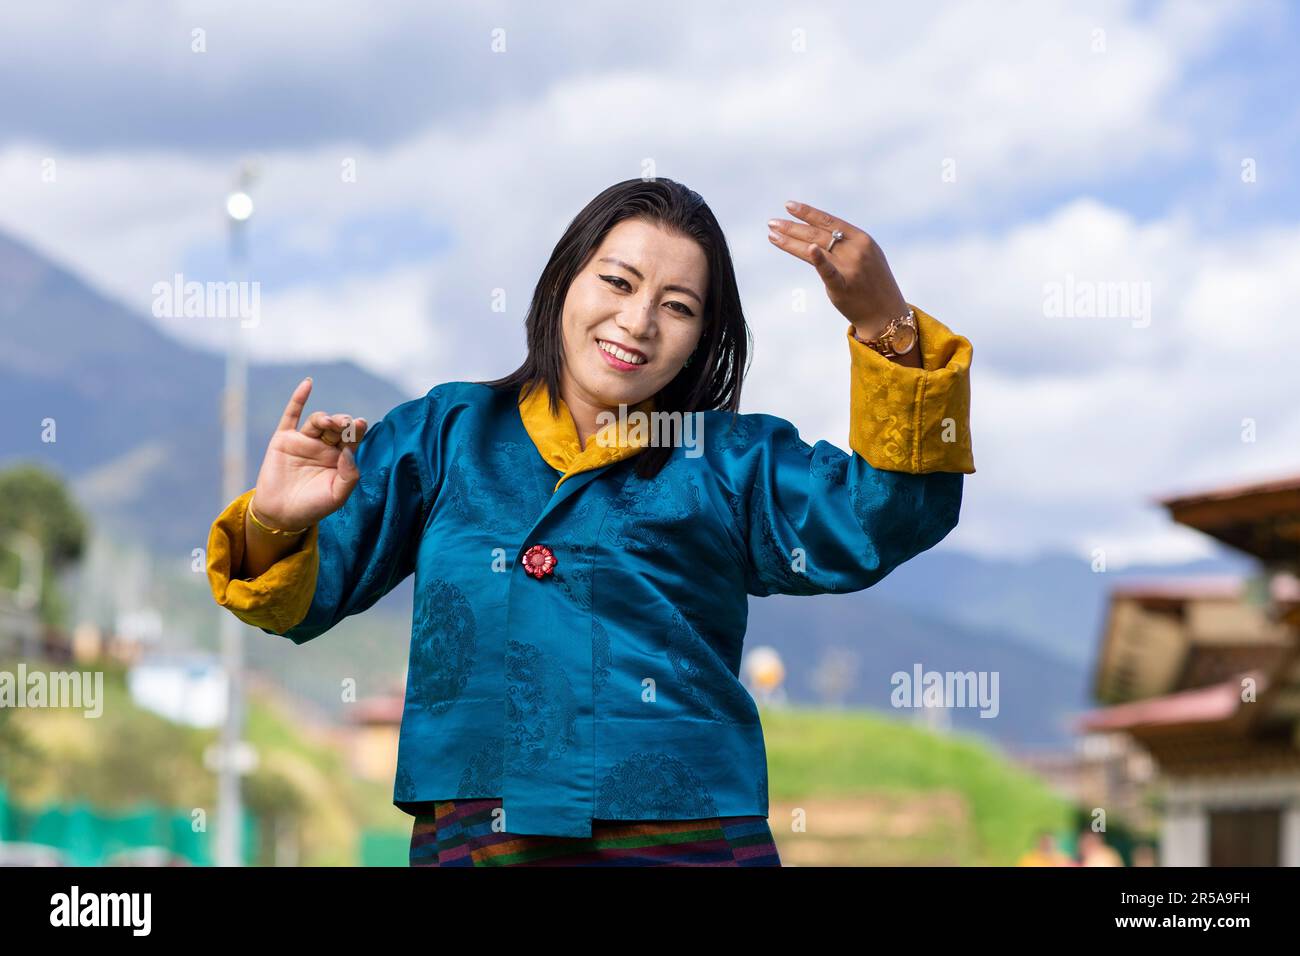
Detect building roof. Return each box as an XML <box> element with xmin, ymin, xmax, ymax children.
<box><xmin>1081</xmin><ymin>471</ymin><xmax>1300</xmax><ymax>774</ymax></box>
<box><xmin>1108</xmin><ymin>574</ymin><xmax>1300</xmax><ymax>604</ymax></box>
<box><xmin>1156</xmin><ymin>472</ymin><xmax>1300</xmax><ymax>509</ymax></box>
<box><xmin>1108</xmin><ymin>576</ymin><xmax>1247</xmax><ymax>601</ymax></box>
<box><xmin>1155</xmin><ymin>470</ymin><xmax>1300</xmax><ymax>565</ymax></box>
<box><xmin>1076</xmin><ymin>671</ymin><xmax>1265</xmax><ymax>733</ymax></box>
<box><xmin>1091</xmin><ymin>576</ymin><xmax>1294</xmax><ymax>704</ymax></box>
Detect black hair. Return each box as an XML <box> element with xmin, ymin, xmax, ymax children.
<box><xmin>476</xmin><ymin>177</ymin><xmax>751</xmax><ymax>480</ymax></box>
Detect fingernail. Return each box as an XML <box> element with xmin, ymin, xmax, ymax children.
<box><xmin>767</xmin><ymin>219</ymin><xmax>781</xmax><ymax>228</ymax></box>
<box><xmin>785</xmin><ymin>200</ymin><xmax>796</xmax><ymax>210</ymax></box>
<box><xmin>768</xmin><ymin>230</ymin><xmax>780</xmax><ymax>242</ymax></box>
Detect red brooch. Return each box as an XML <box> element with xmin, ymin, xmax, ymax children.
<box><xmin>521</xmin><ymin>544</ymin><xmax>557</xmax><ymax>579</ymax></box>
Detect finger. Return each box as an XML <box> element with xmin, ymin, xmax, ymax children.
<box><xmin>322</xmin><ymin>413</ymin><xmax>358</xmax><ymax>447</ymax></box>
<box><xmin>333</xmin><ymin>413</ymin><xmax>358</xmax><ymax>442</ymax></box>
<box><xmin>783</xmin><ymin>200</ymin><xmax>865</xmax><ymax>242</ymax></box>
<box><xmin>768</xmin><ymin>226</ymin><xmax>823</xmax><ymax>270</ymax></box>
<box><xmin>768</xmin><ymin>217</ymin><xmax>834</xmax><ymax>247</ymax></box>
<box><xmin>808</xmin><ymin>243</ymin><xmax>848</xmax><ymax>293</ymax></box>
<box><xmin>301</xmin><ymin>410</ymin><xmax>335</xmax><ymax>440</ymax></box>
<box><xmin>277</xmin><ymin>377</ymin><xmax>313</xmax><ymax>432</ymax></box>
<box><xmin>340</xmin><ymin>417</ymin><xmax>368</xmax><ymax>448</ymax></box>
<box><xmin>331</xmin><ymin>445</ymin><xmax>360</xmax><ymax>507</ymax></box>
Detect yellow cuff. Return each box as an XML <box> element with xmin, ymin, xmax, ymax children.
<box><xmin>847</xmin><ymin>304</ymin><xmax>975</xmax><ymax>474</ymax></box>
<box><xmin>206</xmin><ymin>487</ymin><xmax>320</xmax><ymax>634</ymax></box>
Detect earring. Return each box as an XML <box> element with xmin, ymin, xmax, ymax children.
<box><xmin>684</xmin><ymin>349</ymin><xmax>697</xmax><ymax>368</ymax></box>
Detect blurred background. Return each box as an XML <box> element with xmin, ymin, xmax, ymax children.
<box><xmin>1</xmin><ymin>1</ymin><xmax>1297</xmax><ymax>866</ymax></box>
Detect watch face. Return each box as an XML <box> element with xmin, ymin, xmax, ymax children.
<box><xmin>891</xmin><ymin>322</ymin><xmax>918</xmax><ymax>354</ymax></box>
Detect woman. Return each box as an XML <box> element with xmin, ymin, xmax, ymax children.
<box><xmin>206</xmin><ymin>178</ymin><xmax>974</xmax><ymax>866</ymax></box>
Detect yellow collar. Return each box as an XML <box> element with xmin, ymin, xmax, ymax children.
<box><xmin>517</xmin><ymin>381</ymin><xmax>656</xmax><ymax>491</ymax></box>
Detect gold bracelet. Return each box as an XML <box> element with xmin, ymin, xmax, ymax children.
<box><xmin>247</xmin><ymin>494</ymin><xmax>310</xmax><ymax>536</ymax></box>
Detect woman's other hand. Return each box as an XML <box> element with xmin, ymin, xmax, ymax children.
<box><xmin>251</xmin><ymin>376</ymin><xmax>369</xmax><ymax>531</ymax></box>
<box><xmin>239</xmin><ymin>377</ymin><xmax>368</xmax><ymax>578</ymax></box>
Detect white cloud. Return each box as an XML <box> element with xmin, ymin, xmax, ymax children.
<box><xmin>0</xmin><ymin>0</ymin><xmax>1253</xmax><ymax>309</ymax></box>
<box><xmin>149</xmin><ymin>265</ymin><xmax>445</xmax><ymax>392</ymax></box>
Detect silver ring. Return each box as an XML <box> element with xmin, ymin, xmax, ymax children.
<box><xmin>827</xmin><ymin>229</ymin><xmax>844</xmax><ymax>253</ymax></box>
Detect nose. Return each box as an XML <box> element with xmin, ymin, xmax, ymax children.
<box><xmin>616</xmin><ymin>295</ymin><xmax>656</xmax><ymax>340</ymax></box>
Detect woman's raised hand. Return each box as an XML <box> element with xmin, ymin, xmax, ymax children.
<box><xmin>250</xmin><ymin>377</ymin><xmax>370</xmax><ymax>532</ymax></box>
<box><xmin>767</xmin><ymin>200</ymin><xmax>910</xmax><ymax>341</ymax></box>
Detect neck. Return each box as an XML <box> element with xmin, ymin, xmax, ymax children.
<box><xmin>557</xmin><ymin>381</ymin><xmax>613</xmax><ymax>450</ymax></box>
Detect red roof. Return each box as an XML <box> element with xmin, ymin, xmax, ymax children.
<box><xmin>1075</xmin><ymin>671</ymin><xmax>1267</xmax><ymax>733</ymax></box>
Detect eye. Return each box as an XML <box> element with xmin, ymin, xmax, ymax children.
<box><xmin>600</xmin><ymin>274</ymin><xmax>696</xmax><ymax>317</ymax></box>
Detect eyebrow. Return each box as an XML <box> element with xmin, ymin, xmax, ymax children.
<box><xmin>597</xmin><ymin>257</ymin><xmax>703</xmax><ymax>307</ymax></box>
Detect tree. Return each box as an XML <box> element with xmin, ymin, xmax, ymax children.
<box><xmin>0</xmin><ymin>463</ymin><xmax>88</xmax><ymax>629</ymax></box>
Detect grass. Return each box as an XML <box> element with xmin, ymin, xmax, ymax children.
<box><xmin>760</xmin><ymin>704</ymin><xmax>1074</xmax><ymax>865</ymax></box>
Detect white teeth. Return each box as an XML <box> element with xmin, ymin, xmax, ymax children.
<box><xmin>598</xmin><ymin>340</ymin><xmax>646</xmax><ymax>365</ymax></box>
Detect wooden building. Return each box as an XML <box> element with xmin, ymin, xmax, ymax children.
<box><xmin>1079</xmin><ymin>473</ymin><xmax>1300</xmax><ymax>866</ymax></box>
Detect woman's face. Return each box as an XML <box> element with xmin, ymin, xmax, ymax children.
<box><xmin>559</xmin><ymin>217</ymin><xmax>708</xmax><ymax>410</ymax></box>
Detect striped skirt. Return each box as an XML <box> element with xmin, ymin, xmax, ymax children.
<box><xmin>408</xmin><ymin>798</ymin><xmax>781</xmax><ymax>867</ymax></box>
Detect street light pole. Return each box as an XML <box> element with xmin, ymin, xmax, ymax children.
<box><xmin>216</xmin><ymin>163</ymin><xmax>257</xmax><ymax>867</ymax></box>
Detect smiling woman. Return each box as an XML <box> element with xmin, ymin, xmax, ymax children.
<box><xmin>555</xmin><ymin>219</ymin><xmax>708</xmax><ymax>445</ymax></box>
<box><xmin>205</xmin><ymin>177</ymin><xmax>974</xmax><ymax>867</ymax></box>
<box><xmin>481</xmin><ymin>179</ymin><xmax>753</xmax><ymax>484</ymax></box>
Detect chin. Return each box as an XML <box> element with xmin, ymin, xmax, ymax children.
<box><xmin>587</xmin><ymin>376</ymin><xmax>650</xmax><ymax>407</ymax></box>
<box><xmin>599</xmin><ymin>387</ymin><xmax>648</xmax><ymax>407</ymax></box>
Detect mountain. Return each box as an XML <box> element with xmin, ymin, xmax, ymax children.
<box><xmin>745</xmin><ymin>588</ymin><xmax>1090</xmax><ymax>748</ymax></box>
<box><xmin>868</xmin><ymin>548</ymin><xmax>1256</xmax><ymax>667</ymax></box>
<box><xmin>0</xmin><ymin>231</ymin><xmax>413</xmax><ymax>558</ymax></box>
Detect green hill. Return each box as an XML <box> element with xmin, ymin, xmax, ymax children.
<box><xmin>760</xmin><ymin>704</ymin><xmax>1074</xmax><ymax>865</ymax></box>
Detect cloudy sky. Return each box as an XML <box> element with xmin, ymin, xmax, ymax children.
<box><xmin>2</xmin><ymin>0</ymin><xmax>1296</xmax><ymax>566</ymax></box>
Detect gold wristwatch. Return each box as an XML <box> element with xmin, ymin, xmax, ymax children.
<box><xmin>855</xmin><ymin>307</ymin><xmax>918</xmax><ymax>358</ymax></box>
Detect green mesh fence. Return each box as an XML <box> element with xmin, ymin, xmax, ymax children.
<box><xmin>0</xmin><ymin>786</ymin><xmax>257</xmax><ymax>865</ymax></box>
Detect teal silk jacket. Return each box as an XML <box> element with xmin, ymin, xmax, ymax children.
<box><xmin>208</xmin><ymin>308</ymin><xmax>974</xmax><ymax>837</ymax></box>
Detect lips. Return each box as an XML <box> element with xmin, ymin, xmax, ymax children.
<box><xmin>596</xmin><ymin>338</ymin><xmax>648</xmax><ymax>370</ymax></box>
